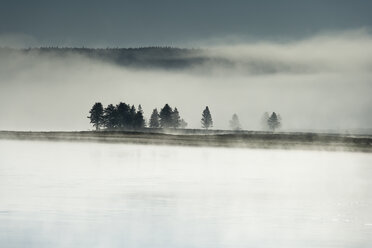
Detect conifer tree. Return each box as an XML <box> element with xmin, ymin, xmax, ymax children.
<box><xmin>88</xmin><ymin>102</ymin><xmax>104</xmax><ymax>130</ymax></box>
<box><xmin>116</xmin><ymin>102</ymin><xmax>130</xmax><ymax>128</ymax></box>
<box><xmin>229</xmin><ymin>113</ymin><xmax>241</xmax><ymax>130</ymax></box>
<box><xmin>137</xmin><ymin>104</ymin><xmax>144</xmax><ymax>114</ymax></box>
<box><xmin>133</xmin><ymin>105</ymin><xmax>145</xmax><ymax>129</ymax></box>
<box><xmin>149</xmin><ymin>108</ymin><xmax>160</xmax><ymax>128</ymax></box>
<box><xmin>267</xmin><ymin>112</ymin><xmax>281</xmax><ymax>131</ymax></box>
<box><xmin>171</xmin><ymin>107</ymin><xmax>181</xmax><ymax>128</ymax></box>
<box><xmin>103</xmin><ymin>104</ymin><xmax>118</xmax><ymax>129</ymax></box>
<box><xmin>201</xmin><ymin>106</ymin><xmax>213</xmax><ymax>129</ymax></box>
<box><xmin>160</xmin><ymin>104</ymin><xmax>173</xmax><ymax>128</ymax></box>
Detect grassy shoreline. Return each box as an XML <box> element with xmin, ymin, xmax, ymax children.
<box><xmin>0</xmin><ymin>130</ymin><xmax>372</xmax><ymax>153</ymax></box>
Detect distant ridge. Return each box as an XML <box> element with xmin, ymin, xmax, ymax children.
<box><xmin>0</xmin><ymin>46</ymin><xmax>322</xmax><ymax>74</ymax></box>
<box><xmin>0</xmin><ymin>47</ymin><xmax>208</xmax><ymax>69</ymax></box>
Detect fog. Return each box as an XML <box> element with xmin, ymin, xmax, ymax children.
<box><xmin>1</xmin><ymin>140</ymin><xmax>372</xmax><ymax>247</ymax></box>
<box><xmin>1</xmin><ymin>30</ymin><xmax>372</xmax><ymax>131</ymax></box>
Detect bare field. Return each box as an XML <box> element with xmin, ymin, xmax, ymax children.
<box><xmin>0</xmin><ymin>130</ymin><xmax>371</xmax><ymax>152</ymax></box>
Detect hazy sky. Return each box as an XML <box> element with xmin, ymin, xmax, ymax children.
<box><xmin>1</xmin><ymin>1</ymin><xmax>372</xmax><ymax>132</ymax></box>
<box><xmin>1</xmin><ymin>31</ymin><xmax>372</xmax><ymax>131</ymax></box>
<box><xmin>1</xmin><ymin>0</ymin><xmax>372</xmax><ymax>47</ymax></box>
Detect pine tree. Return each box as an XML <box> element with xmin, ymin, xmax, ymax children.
<box><xmin>267</xmin><ymin>112</ymin><xmax>281</xmax><ymax>131</ymax></box>
<box><xmin>137</xmin><ymin>104</ymin><xmax>144</xmax><ymax>114</ymax></box>
<box><xmin>88</xmin><ymin>102</ymin><xmax>104</xmax><ymax>130</ymax></box>
<box><xmin>116</xmin><ymin>102</ymin><xmax>130</xmax><ymax>128</ymax></box>
<box><xmin>201</xmin><ymin>106</ymin><xmax>213</xmax><ymax>129</ymax></box>
<box><xmin>149</xmin><ymin>108</ymin><xmax>160</xmax><ymax>128</ymax></box>
<box><xmin>129</xmin><ymin>105</ymin><xmax>137</xmax><ymax>128</ymax></box>
<box><xmin>171</xmin><ymin>107</ymin><xmax>181</xmax><ymax>128</ymax></box>
<box><xmin>159</xmin><ymin>104</ymin><xmax>173</xmax><ymax>128</ymax></box>
<box><xmin>229</xmin><ymin>113</ymin><xmax>241</xmax><ymax>130</ymax></box>
<box><xmin>103</xmin><ymin>104</ymin><xmax>118</xmax><ymax>129</ymax></box>
<box><xmin>133</xmin><ymin>105</ymin><xmax>145</xmax><ymax>129</ymax></box>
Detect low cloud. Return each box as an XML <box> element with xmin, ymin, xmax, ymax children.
<box><xmin>198</xmin><ymin>29</ymin><xmax>372</xmax><ymax>75</ymax></box>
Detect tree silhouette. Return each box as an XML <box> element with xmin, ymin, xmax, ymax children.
<box><xmin>201</xmin><ymin>106</ymin><xmax>213</xmax><ymax>129</ymax></box>
<box><xmin>229</xmin><ymin>113</ymin><xmax>241</xmax><ymax>130</ymax></box>
<box><xmin>133</xmin><ymin>105</ymin><xmax>145</xmax><ymax>129</ymax></box>
<box><xmin>149</xmin><ymin>108</ymin><xmax>160</xmax><ymax>128</ymax></box>
<box><xmin>129</xmin><ymin>105</ymin><xmax>137</xmax><ymax>127</ymax></box>
<box><xmin>103</xmin><ymin>104</ymin><xmax>118</xmax><ymax>129</ymax></box>
<box><xmin>267</xmin><ymin>112</ymin><xmax>281</xmax><ymax>131</ymax></box>
<box><xmin>172</xmin><ymin>107</ymin><xmax>181</xmax><ymax>128</ymax></box>
<box><xmin>88</xmin><ymin>102</ymin><xmax>104</xmax><ymax>130</ymax></box>
<box><xmin>138</xmin><ymin>104</ymin><xmax>144</xmax><ymax>114</ymax></box>
<box><xmin>160</xmin><ymin>104</ymin><xmax>173</xmax><ymax>128</ymax></box>
<box><xmin>116</xmin><ymin>102</ymin><xmax>130</xmax><ymax>128</ymax></box>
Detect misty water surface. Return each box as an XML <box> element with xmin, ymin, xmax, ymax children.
<box><xmin>0</xmin><ymin>140</ymin><xmax>372</xmax><ymax>247</ymax></box>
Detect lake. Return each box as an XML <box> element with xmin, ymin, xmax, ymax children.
<box><xmin>0</xmin><ymin>140</ymin><xmax>371</xmax><ymax>248</ymax></box>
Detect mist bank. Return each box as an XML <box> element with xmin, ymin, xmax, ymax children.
<box><xmin>0</xmin><ymin>130</ymin><xmax>371</xmax><ymax>153</ymax></box>
<box><xmin>1</xmin><ymin>30</ymin><xmax>372</xmax><ymax>131</ymax></box>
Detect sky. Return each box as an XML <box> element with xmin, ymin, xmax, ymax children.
<box><xmin>1</xmin><ymin>0</ymin><xmax>372</xmax><ymax>47</ymax></box>
<box><xmin>0</xmin><ymin>1</ymin><xmax>372</xmax><ymax>132</ymax></box>
<box><xmin>1</xmin><ymin>31</ymin><xmax>372</xmax><ymax>131</ymax></box>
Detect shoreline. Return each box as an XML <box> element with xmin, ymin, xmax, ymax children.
<box><xmin>1</xmin><ymin>130</ymin><xmax>372</xmax><ymax>153</ymax></box>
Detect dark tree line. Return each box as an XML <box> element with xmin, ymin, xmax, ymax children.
<box><xmin>89</xmin><ymin>102</ymin><xmax>282</xmax><ymax>132</ymax></box>
<box><xmin>15</xmin><ymin>47</ymin><xmax>201</xmax><ymax>70</ymax></box>
<box><xmin>88</xmin><ymin>102</ymin><xmax>188</xmax><ymax>130</ymax></box>
<box><xmin>149</xmin><ymin>104</ymin><xmax>187</xmax><ymax>128</ymax></box>
<box><xmin>88</xmin><ymin>102</ymin><xmax>145</xmax><ymax>130</ymax></box>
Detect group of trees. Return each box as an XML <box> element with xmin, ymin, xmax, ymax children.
<box><xmin>148</xmin><ymin>104</ymin><xmax>188</xmax><ymax>128</ymax></box>
<box><xmin>88</xmin><ymin>102</ymin><xmax>281</xmax><ymax>132</ymax></box>
<box><xmin>228</xmin><ymin>112</ymin><xmax>281</xmax><ymax>131</ymax></box>
<box><xmin>88</xmin><ymin>102</ymin><xmax>189</xmax><ymax>130</ymax></box>
<box><xmin>88</xmin><ymin>102</ymin><xmax>145</xmax><ymax>130</ymax></box>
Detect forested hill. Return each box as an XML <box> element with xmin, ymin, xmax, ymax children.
<box><xmin>0</xmin><ymin>47</ymin><xmax>213</xmax><ymax>69</ymax></box>
<box><xmin>1</xmin><ymin>46</ymin><xmax>309</xmax><ymax>73</ymax></box>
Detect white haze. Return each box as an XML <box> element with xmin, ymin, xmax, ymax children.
<box><xmin>1</xmin><ymin>140</ymin><xmax>372</xmax><ymax>247</ymax></box>
<box><xmin>0</xmin><ymin>30</ymin><xmax>372</xmax><ymax>131</ymax></box>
